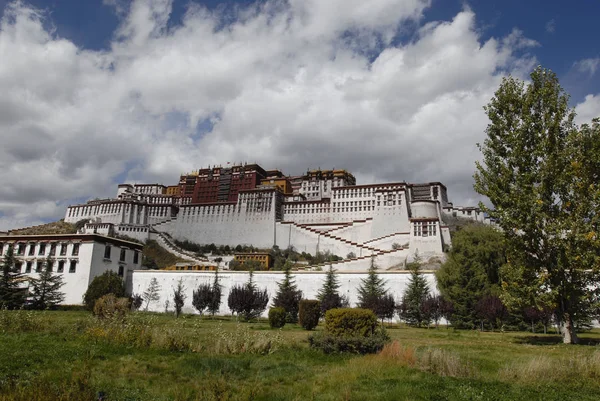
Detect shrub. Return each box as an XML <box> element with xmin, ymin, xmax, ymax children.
<box><xmin>299</xmin><ymin>299</ymin><xmax>321</xmax><ymax>330</ymax></box>
<box><xmin>268</xmin><ymin>307</ymin><xmax>286</xmax><ymax>328</ymax></box>
<box><xmin>93</xmin><ymin>294</ymin><xmax>130</xmax><ymax>320</ymax></box>
<box><xmin>130</xmin><ymin>294</ymin><xmax>143</xmax><ymax>311</ymax></box>
<box><xmin>308</xmin><ymin>330</ymin><xmax>389</xmax><ymax>354</ymax></box>
<box><xmin>83</xmin><ymin>271</ymin><xmax>125</xmax><ymax>310</ymax></box>
<box><xmin>324</xmin><ymin>308</ymin><xmax>378</xmax><ymax>337</ymax></box>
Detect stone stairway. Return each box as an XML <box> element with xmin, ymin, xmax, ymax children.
<box><xmin>153</xmin><ymin>231</ymin><xmax>208</xmax><ymax>265</ymax></box>
<box><xmin>292</xmin><ymin>222</ymin><xmax>383</xmax><ymax>254</ymax></box>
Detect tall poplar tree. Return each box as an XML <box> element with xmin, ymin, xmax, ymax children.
<box><xmin>474</xmin><ymin>66</ymin><xmax>600</xmax><ymax>343</ymax></box>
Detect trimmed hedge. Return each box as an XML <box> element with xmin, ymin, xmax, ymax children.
<box><xmin>268</xmin><ymin>307</ymin><xmax>286</xmax><ymax>328</ymax></box>
<box><xmin>324</xmin><ymin>308</ymin><xmax>378</xmax><ymax>337</ymax></box>
<box><xmin>299</xmin><ymin>299</ymin><xmax>321</xmax><ymax>330</ymax></box>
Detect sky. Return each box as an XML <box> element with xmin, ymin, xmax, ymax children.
<box><xmin>0</xmin><ymin>0</ymin><xmax>599</xmax><ymax>231</ymax></box>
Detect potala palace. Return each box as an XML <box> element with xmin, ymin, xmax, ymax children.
<box><xmin>64</xmin><ymin>163</ymin><xmax>490</xmax><ymax>272</ymax></box>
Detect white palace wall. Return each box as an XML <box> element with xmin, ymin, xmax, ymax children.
<box><xmin>131</xmin><ymin>270</ymin><xmax>438</xmax><ymax>316</ymax></box>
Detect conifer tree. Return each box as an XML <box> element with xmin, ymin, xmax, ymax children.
<box><xmin>317</xmin><ymin>264</ymin><xmax>344</xmax><ymax>315</ymax></box>
<box><xmin>0</xmin><ymin>244</ymin><xmax>26</xmax><ymax>309</ymax></box>
<box><xmin>173</xmin><ymin>278</ymin><xmax>187</xmax><ymax>318</ymax></box>
<box><xmin>207</xmin><ymin>268</ymin><xmax>222</xmax><ymax>316</ymax></box>
<box><xmin>228</xmin><ymin>270</ymin><xmax>269</xmax><ymax>321</ymax></box>
<box><xmin>357</xmin><ymin>257</ymin><xmax>389</xmax><ymax>319</ymax></box>
<box><xmin>29</xmin><ymin>255</ymin><xmax>65</xmax><ymax>310</ymax></box>
<box><xmin>273</xmin><ymin>260</ymin><xmax>303</xmax><ymax>322</ymax></box>
<box><xmin>400</xmin><ymin>254</ymin><xmax>430</xmax><ymax>327</ymax></box>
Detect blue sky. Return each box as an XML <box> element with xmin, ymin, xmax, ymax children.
<box><xmin>0</xmin><ymin>0</ymin><xmax>598</xmax><ymax>230</ymax></box>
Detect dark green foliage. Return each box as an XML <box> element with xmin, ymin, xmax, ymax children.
<box><xmin>399</xmin><ymin>257</ymin><xmax>430</xmax><ymax>327</ymax></box>
<box><xmin>82</xmin><ymin>271</ymin><xmax>125</xmax><ymax>310</ymax></box>
<box><xmin>435</xmin><ymin>224</ymin><xmax>506</xmax><ymax>328</ymax></box>
<box><xmin>173</xmin><ymin>279</ymin><xmax>187</xmax><ymax>318</ymax></box>
<box><xmin>307</xmin><ymin>330</ymin><xmax>390</xmax><ymax>354</ymax></box>
<box><xmin>311</xmin><ymin>307</ymin><xmax>389</xmax><ymax>354</ymax></box>
<box><xmin>227</xmin><ymin>271</ymin><xmax>269</xmax><ymax>321</ymax></box>
<box><xmin>317</xmin><ymin>265</ymin><xmax>344</xmax><ymax>315</ymax></box>
<box><xmin>192</xmin><ymin>271</ymin><xmax>222</xmax><ymax>316</ymax></box>
<box><xmin>272</xmin><ymin>262</ymin><xmax>303</xmax><ymax>322</ymax></box>
<box><xmin>474</xmin><ymin>66</ymin><xmax>600</xmax><ymax>343</ymax></box>
<box><xmin>324</xmin><ymin>308</ymin><xmax>378</xmax><ymax>337</ymax></box>
<box><xmin>298</xmin><ymin>299</ymin><xmax>321</xmax><ymax>330</ymax></box>
<box><xmin>28</xmin><ymin>256</ymin><xmax>65</xmax><ymax>310</ymax></box>
<box><xmin>192</xmin><ymin>283</ymin><xmax>212</xmax><ymax>314</ymax></box>
<box><xmin>268</xmin><ymin>307</ymin><xmax>286</xmax><ymax>328</ymax></box>
<box><xmin>230</xmin><ymin>259</ymin><xmax>265</xmax><ymax>271</ymax></box>
<box><xmin>357</xmin><ymin>257</ymin><xmax>392</xmax><ymax>320</ymax></box>
<box><xmin>0</xmin><ymin>244</ymin><xmax>26</xmax><ymax>310</ymax></box>
<box><xmin>421</xmin><ymin>295</ymin><xmax>453</xmax><ymax>328</ymax></box>
<box><xmin>130</xmin><ymin>294</ymin><xmax>143</xmax><ymax>311</ymax></box>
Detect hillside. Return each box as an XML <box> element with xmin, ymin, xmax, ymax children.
<box><xmin>8</xmin><ymin>220</ymin><xmax>79</xmax><ymax>235</ymax></box>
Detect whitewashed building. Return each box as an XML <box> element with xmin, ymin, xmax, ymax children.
<box><xmin>63</xmin><ymin>167</ymin><xmax>492</xmax><ymax>271</ymax></box>
<box><xmin>0</xmin><ymin>234</ymin><xmax>144</xmax><ymax>305</ymax></box>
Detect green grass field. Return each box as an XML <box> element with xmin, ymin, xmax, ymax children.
<box><xmin>0</xmin><ymin>310</ymin><xmax>599</xmax><ymax>400</ymax></box>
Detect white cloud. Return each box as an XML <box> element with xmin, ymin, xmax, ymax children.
<box><xmin>0</xmin><ymin>0</ymin><xmax>543</xmax><ymax>229</ymax></box>
<box><xmin>575</xmin><ymin>94</ymin><xmax>600</xmax><ymax>124</ymax></box>
<box><xmin>545</xmin><ymin>19</ymin><xmax>555</xmax><ymax>33</ymax></box>
<box><xmin>574</xmin><ymin>57</ymin><xmax>600</xmax><ymax>76</ymax></box>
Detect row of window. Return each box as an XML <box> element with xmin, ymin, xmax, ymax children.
<box><xmin>413</xmin><ymin>222</ymin><xmax>437</xmax><ymax>237</ymax></box>
<box><xmin>103</xmin><ymin>245</ymin><xmax>139</xmax><ymax>264</ymax></box>
<box><xmin>15</xmin><ymin>259</ymin><xmax>78</xmax><ymax>274</ymax></box>
<box><xmin>0</xmin><ymin>242</ymin><xmax>80</xmax><ymax>257</ymax></box>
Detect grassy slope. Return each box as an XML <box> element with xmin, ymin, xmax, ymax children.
<box><xmin>8</xmin><ymin>220</ymin><xmax>78</xmax><ymax>235</ymax></box>
<box><xmin>0</xmin><ymin>311</ymin><xmax>599</xmax><ymax>400</ymax></box>
<box><xmin>143</xmin><ymin>239</ymin><xmax>186</xmax><ymax>268</ymax></box>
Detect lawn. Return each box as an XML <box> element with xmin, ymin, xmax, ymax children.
<box><xmin>0</xmin><ymin>310</ymin><xmax>599</xmax><ymax>400</ymax></box>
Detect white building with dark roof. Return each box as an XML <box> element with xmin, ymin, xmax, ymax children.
<box><xmin>0</xmin><ymin>234</ymin><xmax>144</xmax><ymax>305</ymax></box>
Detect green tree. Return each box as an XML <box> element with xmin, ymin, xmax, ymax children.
<box><xmin>227</xmin><ymin>271</ymin><xmax>269</xmax><ymax>321</ymax></box>
<box><xmin>0</xmin><ymin>244</ymin><xmax>26</xmax><ymax>309</ymax></box>
<box><xmin>173</xmin><ymin>278</ymin><xmax>187</xmax><ymax>318</ymax></box>
<box><xmin>317</xmin><ymin>265</ymin><xmax>344</xmax><ymax>315</ymax></box>
<box><xmin>357</xmin><ymin>257</ymin><xmax>389</xmax><ymax>320</ymax></box>
<box><xmin>399</xmin><ymin>254</ymin><xmax>430</xmax><ymax>327</ymax></box>
<box><xmin>474</xmin><ymin>66</ymin><xmax>600</xmax><ymax>343</ymax></box>
<box><xmin>142</xmin><ymin>277</ymin><xmax>161</xmax><ymax>311</ymax></box>
<box><xmin>28</xmin><ymin>255</ymin><xmax>65</xmax><ymax>310</ymax></box>
<box><xmin>192</xmin><ymin>269</ymin><xmax>222</xmax><ymax>316</ymax></box>
<box><xmin>273</xmin><ymin>260</ymin><xmax>303</xmax><ymax>322</ymax></box>
<box><xmin>83</xmin><ymin>271</ymin><xmax>125</xmax><ymax>310</ymax></box>
<box><xmin>435</xmin><ymin>225</ymin><xmax>506</xmax><ymax>328</ymax></box>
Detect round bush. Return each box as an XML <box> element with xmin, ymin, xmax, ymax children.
<box><xmin>299</xmin><ymin>299</ymin><xmax>321</xmax><ymax>330</ymax></box>
<box><xmin>83</xmin><ymin>271</ymin><xmax>126</xmax><ymax>310</ymax></box>
<box><xmin>268</xmin><ymin>307</ymin><xmax>286</xmax><ymax>328</ymax></box>
<box><xmin>93</xmin><ymin>294</ymin><xmax>130</xmax><ymax>320</ymax></box>
<box><xmin>324</xmin><ymin>308</ymin><xmax>378</xmax><ymax>337</ymax></box>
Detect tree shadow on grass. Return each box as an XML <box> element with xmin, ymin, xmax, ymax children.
<box><xmin>513</xmin><ymin>335</ymin><xmax>600</xmax><ymax>346</ymax></box>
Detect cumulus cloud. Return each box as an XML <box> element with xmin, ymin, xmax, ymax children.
<box><xmin>575</xmin><ymin>94</ymin><xmax>600</xmax><ymax>125</ymax></box>
<box><xmin>0</xmin><ymin>0</ymin><xmax>545</xmax><ymax>230</ymax></box>
<box><xmin>574</xmin><ymin>57</ymin><xmax>600</xmax><ymax>76</ymax></box>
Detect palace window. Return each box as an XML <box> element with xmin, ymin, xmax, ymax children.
<box><xmin>26</xmin><ymin>261</ymin><xmax>32</xmax><ymax>273</ymax></box>
<box><xmin>38</xmin><ymin>243</ymin><xmax>46</xmax><ymax>255</ymax></box>
<box><xmin>133</xmin><ymin>251</ymin><xmax>139</xmax><ymax>264</ymax></box>
<box><xmin>413</xmin><ymin>222</ymin><xmax>422</xmax><ymax>237</ymax></box>
<box><xmin>118</xmin><ymin>265</ymin><xmax>124</xmax><ymax>277</ymax></box>
<box><xmin>28</xmin><ymin>244</ymin><xmax>35</xmax><ymax>256</ymax></box>
<box><xmin>60</xmin><ymin>244</ymin><xmax>67</xmax><ymax>256</ymax></box>
<box><xmin>49</xmin><ymin>244</ymin><xmax>56</xmax><ymax>255</ymax></box>
<box><xmin>69</xmin><ymin>260</ymin><xmax>77</xmax><ymax>273</ymax></box>
<box><xmin>46</xmin><ymin>260</ymin><xmax>53</xmax><ymax>272</ymax></box>
<box><xmin>15</xmin><ymin>262</ymin><xmax>22</xmax><ymax>273</ymax></box>
<box><xmin>104</xmin><ymin>245</ymin><xmax>112</xmax><ymax>260</ymax></box>
<box><xmin>72</xmin><ymin>243</ymin><xmax>80</xmax><ymax>256</ymax></box>
<box><xmin>57</xmin><ymin>260</ymin><xmax>65</xmax><ymax>273</ymax></box>
<box><xmin>120</xmin><ymin>248</ymin><xmax>126</xmax><ymax>262</ymax></box>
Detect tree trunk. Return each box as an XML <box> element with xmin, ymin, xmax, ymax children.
<box><xmin>559</xmin><ymin>313</ymin><xmax>578</xmax><ymax>344</ymax></box>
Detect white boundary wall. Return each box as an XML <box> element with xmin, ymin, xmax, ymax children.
<box><xmin>131</xmin><ymin>270</ymin><xmax>438</xmax><ymax>316</ymax></box>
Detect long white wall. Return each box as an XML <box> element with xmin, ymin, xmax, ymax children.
<box><xmin>131</xmin><ymin>270</ymin><xmax>438</xmax><ymax>316</ymax></box>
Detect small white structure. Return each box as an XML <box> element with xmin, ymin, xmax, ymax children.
<box><xmin>0</xmin><ymin>234</ymin><xmax>144</xmax><ymax>305</ymax></box>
